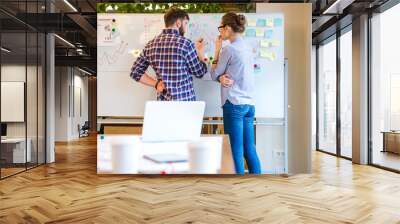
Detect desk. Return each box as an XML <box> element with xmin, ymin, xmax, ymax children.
<box><xmin>97</xmin><ymin>134</ymin><xmax>235</xmax><ymax>174</ymax></box>
<box><xmin>97</xmin><ymin>117</ymin><xmax>285</xmax><ymax>134</ymax></box>
<box><xmin>1</xmin><ymin>138</ymin><xmax>31</xmax><ymax>164</ymax></box>
<box><xmin>382</xmin><ymin>131</ymin><xmax>400</xmax><ymax>154</ymax></box>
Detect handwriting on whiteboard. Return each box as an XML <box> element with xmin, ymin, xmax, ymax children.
<box><xmin>98</xmin><ymin>41</ymin><xmax>129</xmax><ymax>66</ymax></box>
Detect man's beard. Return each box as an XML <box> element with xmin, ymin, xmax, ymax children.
<box><xmin>179</xmin><ymin>26</ymin><xmax>185</xmax><ymax>36</ymax></box>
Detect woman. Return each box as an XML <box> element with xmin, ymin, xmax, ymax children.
<box><xmin>210</xmin><ymin>12</ymin><xmax>261</xmax><ymax>174</ymax></box>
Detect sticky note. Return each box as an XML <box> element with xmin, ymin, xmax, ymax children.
<box><xmin>245</xmin><ymin>28</ymin><xmax>256</xmax><ymax>37</ymax></box>
<box><xmin>253</xmin><ymin>64</ymin><xmax>261</xmax><ymax>74</ymax></box>
<box><xmin>248</xmin><ymin>19</ymin><xmax>257</xmax><ymax>27</ymax></box>
<box><xmin>266</xmin><ymin>18</ymin><xmax>274</xmax><ymax>27</ymax></box>
<box><xmin>129</xmin><ymin>49</ymin><xmax>141</xmax><ymax>57</ymax></box>
<box><xmin>268</xmin><ymin>53</ymin><xmax>276</xmax><ymax>61</ymax></box>
<box><xmin>256</xmin><ymin>19</ymin><xmax>266</xmax><ymax>27</ymax></box>
<box><xmin>256</xmin><ymin>28</ymin><xmax>264</xmax><ymax>37</ymax></box>
<box><xmin>274</xmin><ymin>18</ymin><xmax>283</xmax><ymax>27</ymax></box>
<box><xmin>264</xmin><ymin>29</ymin><xmax>273</xmax><ymax>38</ymax></box>
<box><xmin>271</xmin><ymin>40</ymin><xmax>280</xmax><ymax>47</ymax></box>
<box><xmin>260</xmin><ymin>39</ymin><xmax>280</xmax><ymax>48</ymax></box>
<box><xmin>259</xmin><ymin>49</ymin><xmax>269</xmax><ymax>57</ymax></box>
<box><xmin>260</xmin><ymin>39</ymin><xmax>271</xmax><ymax>48</ymax></box>
<box><xmin>260</xmin><ymin>49</ymin><xmax>276</xmax><ymax>61</ymax></box>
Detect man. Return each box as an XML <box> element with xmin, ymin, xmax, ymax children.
<box><xmin>130</xmin><ymin>7</ymin><xmax>208</xmax><ymax>101</ymax></box>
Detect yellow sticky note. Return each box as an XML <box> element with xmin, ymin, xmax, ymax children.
<box><xmin>248</xmin><ymin>19</ymin><xmax>257</xmax><ymax>27</ymax></box>
<box><xmin>259</xmin><ymin>49</ymin><xmax>268</xmax><ymax>57</ymax></box>
<box><xmin>271</xmin><ymin>40</ymin><xmax>280</xmax><ymax>47</ymax></box>
<box><xmin>260</xmin><ymin>39</ymin><xmax>271</xmax><ymax>48</ymax></box>
<box><xmin>260</xmin><ymin>39</ymin><xmax>280</xmax><ymax>48</ymax></box>
<box><xmin>129</xmin><ymin>49</ymin><xmax>141</xmax><ymax>57</ymax></box>
<box><xmin>266</xmin><ymin>18</ymin><xmax>274</xmax><ymax>27</ymax></box>
<box><xmin>256</xmin><ymin>28</ymin><xmax>264</xmax><ymax>37</ymax></box>
<box><xmin>260</xmin><ymin>49</ymin><xmax>276</xmax><ymax>61</ymax></box>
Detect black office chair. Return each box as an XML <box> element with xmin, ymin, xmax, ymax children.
<box><xmin>79</xmin><ymin>121</ymin><xmax>90</xmax><ymax>138</ymax></box>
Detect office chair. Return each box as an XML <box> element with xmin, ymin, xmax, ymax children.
<box><xmin>79</xmin><ymin>121</ymin><xmax>90</xmax><ymax>138</ymax></box>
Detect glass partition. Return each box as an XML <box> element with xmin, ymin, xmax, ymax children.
<box><xmin>317</xmin><ymin>37</ymin><xmax>337</xmax><ymax>155</ymax></box>
<box><xmin>1</xmin><ymin>30</ymin><xmax>28</xmax><ymax>178</ymax></box>
<box><xmin>370</xmin><ymin>4</ymin><xmax>400</xmax><ymax>171</ymax></box>
<box><xmin>0</xmin><ymin>0</ymin><xmax>46</xmax><ymax>179</ymax></box>
<box><xmin>340</xmin><ymin>29</ymin><xmax>352</xmax><ymax>158</ymax></box>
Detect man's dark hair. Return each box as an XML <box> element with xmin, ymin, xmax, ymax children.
<box><xmin>164</xmin><ymin>7</ymin><xmax>189</xmax><ymax>27</ymax></box>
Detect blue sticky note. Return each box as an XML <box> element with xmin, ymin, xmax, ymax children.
<box><xmin>274</xmin><ymin>18</ymin><xmax>283</xmax><ymax>27</ymax></box>
<box><xmin>253</xmin><ymin>64</ymin><xmax>261</xmax><ymax>74</ymax></box>
<box><xmin>256</xmin><ymin>19</ymin><xmax>266</xmax><ymax>27</ymax></box>
<box><xmin>264</xmin><ymin>29</ymin><xmax>273</xmax><ymax>38</ymax></box>
<box><xmin>254</xmin><ymin>67</ymin><xmax>261</xmax><ymax>74</ymax></box>
<box><xmin>245</xmin><ymin>28</ymin><xmax>256</xmax><ymax>37</ymax></box>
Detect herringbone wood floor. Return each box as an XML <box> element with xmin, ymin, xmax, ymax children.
<box><xmin>1</xmin><ymin>136</ymin><xmax>400</xmax><ymax>224</ymax></box>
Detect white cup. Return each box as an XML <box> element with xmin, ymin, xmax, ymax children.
<box><xmin>188</xmin><ymin>139</ymin><xmax>221</xmax><ymax>174</ymax></box>
<box><xmin>111</xmin><ymin>136</ymin><xmax>141</xmax><ymax>174</ymax></box>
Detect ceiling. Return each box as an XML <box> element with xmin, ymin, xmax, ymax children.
<box><xmin>0</xmin><ymin>0</ymin><xmax>97</xmax><ymax>74</ymax></box>
<box><xmin>1</xmin><ymin>0</ymin><xmax>395</xmax><ymax>75</ymax></box>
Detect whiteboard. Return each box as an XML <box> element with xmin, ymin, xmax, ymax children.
<box><xmin>97</xmin><ymin>13</ymin><xmax>284</xmax><ymax>118</ymax></box>
<box><xmin>1</xmin><ymin>82</ymin><xmax>25</xmax><ymax>122</ymax></box>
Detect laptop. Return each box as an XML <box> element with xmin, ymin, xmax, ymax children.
<box><xmin>141</xmin><ymin>101</ymin><xmax>205</xmax><ymax>142</ymax></box>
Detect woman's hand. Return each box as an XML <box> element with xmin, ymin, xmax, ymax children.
<box><xmin>219</xmin><ymin>74</ymin><xmax>234</xmax><ymax>88</ymax></box>
<box><xmin>215</xmin><ymin>35</ymin><xmax>223</xmax><ymax>52</ymax></box>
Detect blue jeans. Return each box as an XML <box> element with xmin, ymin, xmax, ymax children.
<box><xmin>223</xmin><ymin>100</ymin><xmax>261</xmax><ymax>174</ymax></box>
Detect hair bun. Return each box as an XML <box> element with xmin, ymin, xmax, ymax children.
<box><xmin>222</xmin><ymin>12</ymin><xmax>246</xmax><ymax>33</ymax></box>
<box><xmin>236</xmin><ymin>14</ymin><xmax>246</xmax><ymax>26</ymax></box>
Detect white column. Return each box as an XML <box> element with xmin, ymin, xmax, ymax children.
<box><xmin>256</xmin><ymin>3</ymin><xmax>313</xmax><ymax>174</ymax></box>
<box><xmin>46</xmin><ymin>33</ymin><xmax>55</xmax><ymax>163</ymax></box>
<box><xmin>352</xmin><ymin>14</ymin><xmax>369</xmax><ymax>164</ymax></box>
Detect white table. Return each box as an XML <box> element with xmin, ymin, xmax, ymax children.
<box><xmin>1</xmin><ymin>138</ymin><xmax>31</xmax><ymax>163</ymax></box>
<box><xmin>97</xmin><ymin>134</ymin><xmax>235</xmax><ymax>174</ymax></box>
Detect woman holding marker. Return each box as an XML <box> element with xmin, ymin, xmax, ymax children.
<box><xmin>210</xmin><ymin>12</ymin><xmax>261</xmax><ymax>174</ymax></box>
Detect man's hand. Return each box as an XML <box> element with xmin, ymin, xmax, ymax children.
<box><xmin>155</xmin><ymin>80</ymin><xmax>165</xmax><ymax>93</ymax></box>
<box><xmin>195</xmin><ymin>38</ymin><xmax>205</xmax><ymax>59</ymax></box>
<box><xmin>219</xmin><ymin>74</ymin><xmax>234</xmax><ymax>88</ymax></box>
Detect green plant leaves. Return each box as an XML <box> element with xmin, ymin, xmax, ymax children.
<box><xmin>96</xmin><ymin>3</ymin><xmax>256</xmax><ymax>13</ymax></box>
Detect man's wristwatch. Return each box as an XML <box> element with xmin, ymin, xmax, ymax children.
<box><xmin>212</xmin><ymin>60</ymin><xmax>218</xmax><ymax>65</ymax></box>
<box><xmin>155</xmin><ymin>79</ymin><xmax>161</xmax><ymax>89</ymax></box>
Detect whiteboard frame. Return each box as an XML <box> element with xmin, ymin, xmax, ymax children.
<box><xmin>97</xmin><ymin>13</ymin><xmax>285</xmax><ymax>118</ymax></box>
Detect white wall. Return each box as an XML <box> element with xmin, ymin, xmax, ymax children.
<box><xmin>256</xmin><ymin>3</ymin><xmax>312</xmax><ymax>174</ymax></box>
<box><xmin>55</xmin><ymin>67</ymin><xmax>89</xmax><ymax>141</ymax></box>
<box><xmin>72</xmin><ymin>73</ymin><xmax>89</xmax><ymax>138</ymax></box>
<box><xmin>55</xmin><ymin>66</ymin><xmax>69</xmax><ymax>141</ymax></box>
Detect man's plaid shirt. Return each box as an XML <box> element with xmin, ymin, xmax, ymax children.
<box><xmin>130</xmin><ymin>28</ymin><xmax>207</xmax><ymax>101</ymax></box>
